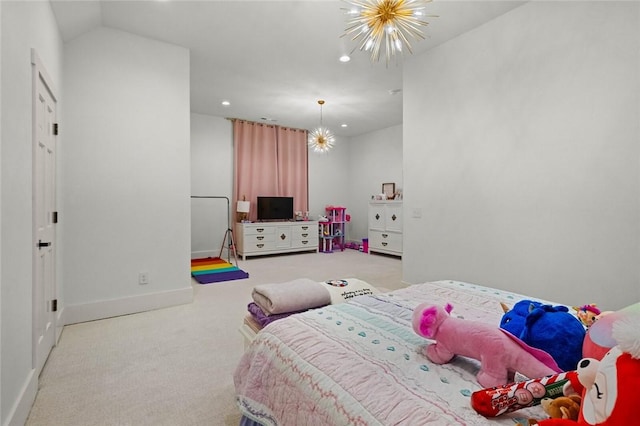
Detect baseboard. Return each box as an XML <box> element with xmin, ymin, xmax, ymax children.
<box><xmin>191</xmin><ymin>250</ymin><xmax>218</xmax><ymax>259</ymax></box>
<box><xmin>2</xmin><ymin>368</ymin><xmax>37</xmax><ymax>426</ymax></box>
<box><xmin>55</xmin><ymin>307</ymin><xmax>65</xmax><ymax>343</ymax></box>
<box><xmin>64</xmin><ymin>286</ymin><xmax>194</xmax><ymax>325</ymax></box>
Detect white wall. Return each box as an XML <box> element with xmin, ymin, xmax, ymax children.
<box><xmin>403</xmin><ymin>1</ymin><xmax>640</xmax><ymax>311</ymax></box>
<box><xmin>0</xmin><ymin>2</ymin><xmax>3</xmax><ymax>418</ymax></box>
<box><xmin>348</xmin><ymin>125</ymin><xmax>402</xmax><ymax>243</ymax></box>
<box><xmin>190</xmin><ymin>114</ymin><xmax>233</xmax><ymax>258</ymax></box>
<box><xmin>61</xmin><ymin>27</ymin><xmax>192</xmax><ymax>323</ymax></box>
<box><xmin>308</xmin><ymin>134</ymin><xmax>351</xmax><ymax>219</ymax></box>
<box><xmin>1</xmin><ymin>2</ymin><xmax>63</xmax><ymax>424</ymax></box>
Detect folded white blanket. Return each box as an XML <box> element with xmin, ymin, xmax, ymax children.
<box><xmin>252</xmin><ymin>278</ymin><xmax>331</xmax><ymax>315</ymax></box>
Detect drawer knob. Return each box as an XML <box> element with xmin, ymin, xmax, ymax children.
<box><xmin>382</xmin><ymin>242</ymin><xmax>388</xmax><ymax>247</ymax></box>
<box><xmin>382</xmin><ymin>233</ymin><xmax>388</xmax><ymax>238</ymax></box>
<box><xmin>257</xmin><ymin>228</ymin><xmax>264</xmax><ymax>233</ymax></box>
<box><xmin>375</xmin><ymin>213</ymin><xmax>380</xmax><ymax>220</ymax></box>
<box><xmin>280</xmin><ymin>234</ymin><xmax>287</xmax><ymax>240</ymax></box>
<box><xmin>257</xmin><ymin>236</ymin><xmax>264</xmax><ymax>241</ymax></box>
<box><xmin>391</xmin><ymin>214</ymin><xmax>397</xmax><ymax>221</ymax></box>
<box><xmin>301</xmin><ymin>233</ymin><xmax>308</xmax><ymax>238</ymax></box>
<box><xmin>257</xmin><ymin>244</ymin><xmax>264</xmax><ymax>248</ymax></box>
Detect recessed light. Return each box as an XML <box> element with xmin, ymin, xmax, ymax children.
<box><xmin>341</xmin><ymin>124</ymin><xmax>348</xmax><ymax>128</ymax></box>
<box><xmin>388</xmin><ymin>89</ymin><xmax>402</xmax><ymax>95</ymax></box>
<box><xmin>339</xmin><ymin>55</ymin><xmax>351</xmax><ymax>63</ymax></box>
<box><xmin>261</xmin><ymin>117</ymin><xmax>277</xmax><ymax>122</ymax></box>
<box><xmin>221</xmin><ymin>100</ymin><xmax>231</xmax><ymax>106</ymax></box>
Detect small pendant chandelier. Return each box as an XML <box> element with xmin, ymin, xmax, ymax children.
<box><xmin>308</xmin><ymin>100</ymin><xmax>335</xmax><ymax>154</ymax></box>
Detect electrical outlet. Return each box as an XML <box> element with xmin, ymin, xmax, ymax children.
<box><xmin>138</xmin><ymin>272</ymin><xmax>149</xmax><ymax>285</ymax></box>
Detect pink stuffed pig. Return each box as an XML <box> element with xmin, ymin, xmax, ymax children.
<box><xmin>412</xmin><ymin>303</ymin><xmax>561</xmax><ymax>388</ymax></box>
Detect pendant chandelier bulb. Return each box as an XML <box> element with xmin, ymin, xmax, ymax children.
<box><xmin>309</xmin><ymin>99</ymin><xmax>335</xmax><ymax>154</ymax></box>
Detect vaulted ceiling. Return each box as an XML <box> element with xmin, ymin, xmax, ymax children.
<box><xmin>50</xmin><ymin>0</ymin><xmax>524</xmax><ymax>137</ymax></box>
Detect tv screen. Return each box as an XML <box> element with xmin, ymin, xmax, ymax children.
<box><xmin>257</xmin><ymin>196</ymin><xmax>294</xmax><ymax>221</ymax></box>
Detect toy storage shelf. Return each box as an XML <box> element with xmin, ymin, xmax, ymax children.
<box><xmin>318</xmin><ymin>206</ymin><xmax>347</xmax><ymax>253</ymax></box>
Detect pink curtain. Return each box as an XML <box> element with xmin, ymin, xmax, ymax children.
<box><xmin>276</xmin><ymin>126</ymin><xmax>308</xmax><ymax>215</ymax></box>
<box><xmin>233</xmin><ymin>120</ymin><xmax>308</xmax><ymax>222</ymax></box>
<box><xmin>233</xmin><ymin>120</ymin><xmax>278</xmax><ymax>222</ymax></box>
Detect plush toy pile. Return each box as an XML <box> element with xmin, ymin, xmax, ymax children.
<box><xmin>413</xmin><ymin>296</ymin><xmax>639</xmax><ymax>424</ymax></box>
<box><xmin>533</xmin><ymin>310</ymin><xmax>640</xmax><ymax>425</ymax></box>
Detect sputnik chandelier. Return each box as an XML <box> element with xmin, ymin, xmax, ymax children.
<box><xmin>308</xmin><ymin>100</ymin><xmax>335</xmax><ymax>154</ymax></box>
<box><xmin>342</xmin><ymin>0</ymin><xmax>434</xmax><ymax>64</ymax></box>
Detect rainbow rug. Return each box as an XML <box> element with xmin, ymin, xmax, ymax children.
<box><xmin>191</xmin><ymin>257</ymin><xmax>249</xmax><ymax>284</ymax></box>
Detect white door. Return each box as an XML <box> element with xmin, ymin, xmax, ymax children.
<box><xmin>32</xmin><ymin>50</ymin><xmax>57</xmax><ymax>375</ymax></box>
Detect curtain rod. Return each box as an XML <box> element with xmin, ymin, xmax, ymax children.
<box><xmin>226</xmin><ymin>117</ymin><xmax>307</xmax><ymax>133</ymax></box>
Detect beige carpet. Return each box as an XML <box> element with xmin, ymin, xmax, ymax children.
<box><xmin>26</xmin><ymin>250</ymin><xmax>403</xmax><ymax>426</ymax></box>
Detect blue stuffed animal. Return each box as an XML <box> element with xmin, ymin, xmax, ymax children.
<box><xmin>500</xmin><ymin>300</ymin><xmax>585</xmax><ymax>372</ymax></box>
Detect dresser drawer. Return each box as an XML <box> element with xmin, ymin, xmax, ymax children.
<box><xmin>243</xmin><ymin>225</ymin><xmax>276</xmax><ymax>236</ymax></box>
<box><xmin>369</xmin><ymin>230</ymin><xmax>402</xmax><ymax>253</ymax></box>
<box><xmin>291</xmin><ymin>235</ymin><xmax>316</xmax><ymax>249</ymax></box>
<box><xmin>245</xmin><ymin>233</ymin><xmax>276</xmax><ymax>244</ymax></box>
<box><xmin>291</xmin><ymin>228</ymin><xmax>314</xmax><ymax>241</ymax></box>
<box><xmin>245</xmin><ymin>240</ymin><xmax>277</xmax><ymax>253</ymax></box>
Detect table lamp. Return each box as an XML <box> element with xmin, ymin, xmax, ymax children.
<box><xmin>237</xmin><ymin>200</ymin><xmax>250</xmax><ymax>222</ymax></box>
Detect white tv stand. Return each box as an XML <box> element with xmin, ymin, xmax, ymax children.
<box><xmin>235</xmin><ymin>221</ymin><xmax>319</xmax><ymax>260</ymax></box>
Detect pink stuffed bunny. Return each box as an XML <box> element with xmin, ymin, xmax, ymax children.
<box><xmin>412</xmin><ymin>303</ymin><xmax>561</xmax><ymax>388</ymax></box>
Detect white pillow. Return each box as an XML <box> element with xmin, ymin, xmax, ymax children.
<box><xmin>320</xmin><ymin>278</ymin><xmax>379</xmax><ymax>304</ymax></box>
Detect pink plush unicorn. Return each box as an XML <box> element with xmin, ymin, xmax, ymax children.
<box><xmin>412</xmin><ymin>303</ymin><xmax>561</xmax><ymax>388</ymax></box>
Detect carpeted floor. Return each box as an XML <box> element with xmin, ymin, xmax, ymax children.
<box><xmin>26</xmin><ymin>250</ymin><xmax>404</xmax><ymax>426</ymax></box>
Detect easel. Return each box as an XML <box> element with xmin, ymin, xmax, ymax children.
<box><xmin>191</xmin><ymin>196</ymin><xmax>239</xmax><ymax>267</ymax></box>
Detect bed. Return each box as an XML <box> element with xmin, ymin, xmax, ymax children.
<box><xmin>234</xmin><ymin>280</ymin><xmax>568</xmax><ymax>425</ymax></box>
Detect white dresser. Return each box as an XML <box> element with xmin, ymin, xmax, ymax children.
<box><xmin>235</xmin><ymin>221</ymin><xmax>318</xmax><ymax>260</ymax></box>
<box><xmin>368</xmin><ymin>201</ymin><xmax>402</xmax><ymax>257</ymax></box>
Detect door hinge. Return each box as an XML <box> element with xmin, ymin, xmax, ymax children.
<box><xmin>52</xmin><ymin>211</ymin><xmax>58</xmax><ymax>224</ymax></box>
<box><xmin>37</xmin><ymin>239</ymin><xmax>51</xmax><ymax>248</ymax></box>
<box><xmin>53</xmin><ymin>123</ymin><xmax>59</xmax><ymax>135</ymax></box>
<box><xmin>51</xmin><ymin>299</ymin><xmax>58</xmax><ymax>312</ymax></box>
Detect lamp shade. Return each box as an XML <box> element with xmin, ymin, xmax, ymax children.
<box><xmin>236</xmin><ymin>200</ymin><xmax>250</xmax><ymax>213</ymax></box>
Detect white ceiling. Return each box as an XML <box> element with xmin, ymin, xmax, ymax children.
<box><xmin>50</xmin><ymin>0</ymin><xmax>525</xmax><ymax>137</ymax></box>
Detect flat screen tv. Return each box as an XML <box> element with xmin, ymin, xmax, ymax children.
<box><xmin>257</xmin><ymin>196</ymin><xmax>294</xmax><ymax>221</ymax></box>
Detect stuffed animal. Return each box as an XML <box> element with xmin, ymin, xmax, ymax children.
<box><xmin>500</xmin><ymin>300</ymin><xmax>586</xmax><ymax>372</ymax></box>
<box><xmin>581</xmin><ymin>302</ymin><xmax>638</xmax><ymax>360</ymax></box>
<box><xmin>526</xmin><ymin>395</ymin><xmax>582</xmax><ymax>425</ymax></box>
<box><xmin>536</xmin><ymin>395</ymin><xmax>582</xmax><ymax>422</ymax></box>
<box><xmin>500</xmin><ymin>300</ymin><xmax>544</xmax><ymax>335</ymax></box>
<box><xmin>572</xmin><ymin>305</ymin><xmax>601</xmax><ymax>328</ymax></box>
<box><xmin>412</xmin><ymin>303</ymin><xmax>561</xmax><ymax>388</ymax></box>
<box><xmin>534</xmin><ymin>311</ymin><xmax>640</xmax><ymax>425</ymax></box>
